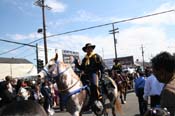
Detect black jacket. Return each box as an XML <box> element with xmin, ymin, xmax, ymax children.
<box><xmin>76</xmin><ymin>53</ymin><xmax>106</xmax><ymax>75</ymax></box>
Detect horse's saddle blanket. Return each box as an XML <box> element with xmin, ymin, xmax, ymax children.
<box><xmin>101</xmin><ymin>76</ymin><xmax>116</xmax><ymax>88</ymax></box>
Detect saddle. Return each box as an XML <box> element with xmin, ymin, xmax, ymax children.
<box><xmin>81</xmin><ymin>74</ymin><xmax>116</xmax><ymax>115</ymax></box>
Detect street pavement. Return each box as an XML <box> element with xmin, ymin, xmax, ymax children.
<box><xmin>53</xmin><ymin>91</ymin><xmax>140</xmax><ymax>116</ymax></box>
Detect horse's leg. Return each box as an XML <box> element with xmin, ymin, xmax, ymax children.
<box><xmin>105</xmin><ymin>92</ymin><xmax>115</xmax><ymax>116</ymax></box>
<box><xmin>123</xmin><ymin>84</ymin><xmax>127</xmax><ymax>104</ymax></box>
<box><xmin>79</xmin><ymin>112</ymin><xmax>82</xmax><ymax>116</ymax></box>
<box><xmin>114</xmin><ymin>92</ymin><xmax>123</xmax><ymax>116</ymax></box>
<box><xmin>120</xmin><ymin>92</ymin><xmax>124</xmax><ymax>104</ymax></box>
<box><xmin>123</xmin><ymin>92</ymin><xmax>127</xmax><ymax>104</ymax></box>
<box><xmin>111</xmin><ymin>105</ymin><xmax>116</xmax><ymax>116</ymax></box>
<box><xmin>72</xmin><ymin>111</ymin><xmax>80</xmax><ymax>116</ymax></box>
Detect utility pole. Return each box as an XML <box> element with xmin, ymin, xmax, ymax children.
<box><xmin>141</xmin><ymin>44</ymin><xmax>145</xmax><ymax>70</ymax></box>
<box><xmin>36</xmin><ymin>44</ymin><xmax>39</xmax><ymax>73</ymax></box>
<box><xmin>109</xmin><ymin>23</ymin><xmax>119</xmax><ymax>59</ymax></box>
<box><xmin>102</xmin><ymin>48</ymin><xmax>104</xmax><ymax>59</ymax></box>
<box><xmin>34</xmin><ymin>0</ymin><xmax>51</xmax><ymax>65</ymax></box>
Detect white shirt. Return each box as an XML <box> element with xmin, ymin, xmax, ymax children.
<box><xmin>18</xmin><ymin>87</ymin><xmax>30</xmax><ymax>100</ymax></box>
<box><xmin>143</xmin><ymin>74</ymin><xmax>164</xmax><ymax>100</ymax></box>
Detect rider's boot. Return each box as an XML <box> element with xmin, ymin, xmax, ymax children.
<box><xmin>94</xmin><ymin>100</ymin><xmax>103</xmax><ymax>111</ymax></box>
<box><xmin>94</xmin><ymin>95</ymin><xmax>103</xmax><ymax>112</ymax></box>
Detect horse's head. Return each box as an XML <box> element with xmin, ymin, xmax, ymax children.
<box><xmin>38</xmin><ymin>53</ymin><xmax>59</xmax><ymax>79</ymax></box>
<box><xmin>38</xmin><ymin>53</ymin><xmax>80</xmax><ymax>91</ymax></box>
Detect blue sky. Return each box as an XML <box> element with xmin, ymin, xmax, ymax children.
<box><xmin>0</xmin><ymin>0</ymin><xmax>175</xmax><ymax>65</ymax></box>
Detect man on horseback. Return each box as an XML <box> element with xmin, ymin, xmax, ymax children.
<box><xmin>111</xmin><ymin>58</ymin><xmax>126</xmax><ymax>82</ymax></box>
<box><xmin>75</xmin><ymin>43</ymin><xmax>106</xmax><ymax>104</ymax></box>
<box><xmin>38</xmin><ymin>48</ymin><xmax>123</xmax><ymax>116</ymax></box>
<box><xmin>111</xmin><ymin>59</ymin><xmax>128</xmax><ymax>104</ymax></box>
<box><xmin>112</xmin><ymin>58</ymin><xmax>122</xmax><ymax>74</ymax></box>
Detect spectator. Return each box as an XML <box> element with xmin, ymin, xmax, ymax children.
<box><xmin>143</xmin><ymin>68</ymin><xmax>164</xmax><ymax>108</ymax></box>
<box><xmin>16</xmin><ymin>80</ymin><xmax>30</xmax><ymax>101</ymax></box>
<box><xmin>49</xmin><ymin>82</ymin><xmax>57</xmax><ymax>107</ymax></box>
<box><xmin>41</xmin><ymin>80</ymin><xmax>54</xmax><ymax>115</ymax></box>
<box><xmin>33</xmin><ymin>84</ymin><xmax>44</xmax><ymax>105</ymax></box>
<box><xmin>0</xmin><ymin>81</ymin><xmax>16</xmax><ymax>108</ymax></box>
<box><xmin>69</xmin><ymin>55</ymin><xmax>81</xmax><ymax>76</ymax></box>
<box><xmin>151</xmin><ymin>51</ymin><xmax>175</xmax><ymax>116</ymax></box>
<box><xmin>134</xmin><ymin>71</ymin><xmax>147</xmax><ymax>115</ymax></box>
<box><xmin>5</xmin><ymin>76</ymin><xmax>13</xmax><ymax>93</ymax></box>
<box><xmin>0</xmin><ymin>100</ymin><xmax>47</xmax><ymax>116</ymax></box>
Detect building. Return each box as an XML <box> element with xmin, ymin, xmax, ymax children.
<box><xmin>103</xmin><ymin>56</ymin><xmax>134</xmax><ymax>69</ymax></box>
<box><xmin>0</xmin><ymin>57</ymin><xmax>37</xmax><ymax>80</ymax></box>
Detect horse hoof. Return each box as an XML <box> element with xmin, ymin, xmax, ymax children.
<box><xmin>124</xmin><ymin>101</ymin><xmax>126</xmax><ymax>104</ymax></box>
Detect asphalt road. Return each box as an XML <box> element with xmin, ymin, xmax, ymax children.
<box><xmin>53</xmin><ymin>92</ymin><xmax>140</xmax><ymax>116</ymax></box>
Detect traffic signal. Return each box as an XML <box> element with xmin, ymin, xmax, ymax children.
<box><xmin>37</xmin><ymin>59</ymin><xmax>44</xmax><ymax>72</ymax></box>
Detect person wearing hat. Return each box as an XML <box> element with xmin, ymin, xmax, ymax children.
<box><xmin>112</xmin><ymin>58</ymin><xmax>122</xmax><ymax>74</ymax></box>
<box><xmin>75</xmin><ymin>43</ymin><xmax>106</xmax><ymax>102</ymax></box>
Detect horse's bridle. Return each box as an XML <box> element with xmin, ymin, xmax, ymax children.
<box><xmin>41</xmin><ymin>61</ymin><xmax>80</xmax><ymax>92</ymax></box>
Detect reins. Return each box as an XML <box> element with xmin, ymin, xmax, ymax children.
<box><xmin>58</xmin><ymin>78</ymin><xmax>80</xmax><ymax>92</ymax></box>
<box><xmin>42</xmin><ymin>61</ymin><xmax>81</xmax><ymax>93</ymax></box>
<box><xmin>54</xmin><ymin>62</ymin><xmax>81</xmax><ymax>92</ymax></box>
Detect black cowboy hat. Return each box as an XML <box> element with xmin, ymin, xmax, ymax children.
<box><xmin>82</xmin><ymin>43</ymin><xmax>96</xmax><ymax>52</ymax></box>
<box><xmin>113</xmin><ymin>58</ymin><xmax>119</xmax><ymax>63</ymax></box>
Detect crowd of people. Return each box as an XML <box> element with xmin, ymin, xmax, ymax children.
<box><xmin>134</xmin><ymin>51</ymin><xmax>175</xmax><ymax>116</ymax></box>
<box><xmin>0</xmin><ymin>42</ymin><xmax>175</xmax><ymax>116</ymax></box>
<box><xmin>0</xmin><ymin>76</ymin><xmax>59</xmax><ymax>115</ymax></box>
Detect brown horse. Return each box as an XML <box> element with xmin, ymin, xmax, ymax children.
<box><xmin>111</xmin><ymin>70</ymin><xmax>129</xmax><ymax>104</ymax></box>
<box><xmin>38</xmin><ymin>53</ymin><xmax>123</xmax><ymax>116</ymax></box>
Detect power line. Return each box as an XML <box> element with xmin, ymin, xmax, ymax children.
<box><xmin>0</xmin><ymin>38</ymin><xmax>36</xmax><ymax>47</ymax></box>
<box><xmin>46</xmin><ymin>9</ymin><xmax>175</xmax><ymax>38</ymax></box>
<box><xmin>0</xmin><ymin>38</ymin><xmax>42</xmax><ymax>56</ymax></box>
<box><xmin>0</xmin><ymin>9</ymin><xmax>174</xmax><ymax>56</ymax></box>
<box><xmin>14</xmin><ymin>47</ymin><xmax>35</xmax><ymax>58</ymax></box>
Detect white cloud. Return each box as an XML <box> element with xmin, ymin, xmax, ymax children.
<box><xmin>3</xmin><ymin>1</ymin><xmax>175</xmax><ymax>64</ymax></box>
<box><xmin>44</xmin><ymin>25</ymin><xmax>174</xmax><ymax>62</ymax></box>
<box><xmin>46</xmin><ymin>0</ymin><xmax>66</xmax><ymax>13</ymax></box>
<box><xmin>47</xmin><ymin>10</ymin><xmax>121</xmax><ymax>29</ymax></box>
<box><xmin>131</xmin><ymin>2</ymin><xmax>175</xmax><ymax>25</ymax></box>
<box><xmin>118</xmin><ymin>26</ymin><xmax>168</xmax><ymax>61</ymax></box>
<box><xmin>6</xmin><ymin>33</ymin><xmax>42</xmax><ymax>41</ymax></box>
<box><xmin>73</xmin><ymin>10</ymin><xmax>103</xmax><ymax>22</ymax></box>
<box><xmin>4</xmin><ymin>0</ymin><xmax>66</xmax><ymax>14</ymax></box>
<box><xmin>4</xmin><ymin>24</ymin><xmax>174</xmax><ymax>63</ymax></box>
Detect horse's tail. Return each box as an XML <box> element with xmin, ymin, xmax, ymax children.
<box><xmin>115</xmin><ymin>94</ymin><xmax>123</xmax><ymax>116</ymax></box>
<box><xmin>105</xmin><ymin>76</ymin><xmax>123</xmax><ymax>115</ymax></box>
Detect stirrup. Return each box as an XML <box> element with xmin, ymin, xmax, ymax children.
<box><xmin>94</xmin><ymin>100</ymin><xmax>103</xmax><ymax>110</ymax></box>
<box><xmin>92</xmin><ymin>100</ymin><xmax>104</xmax><ymax>116</ymax></box>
